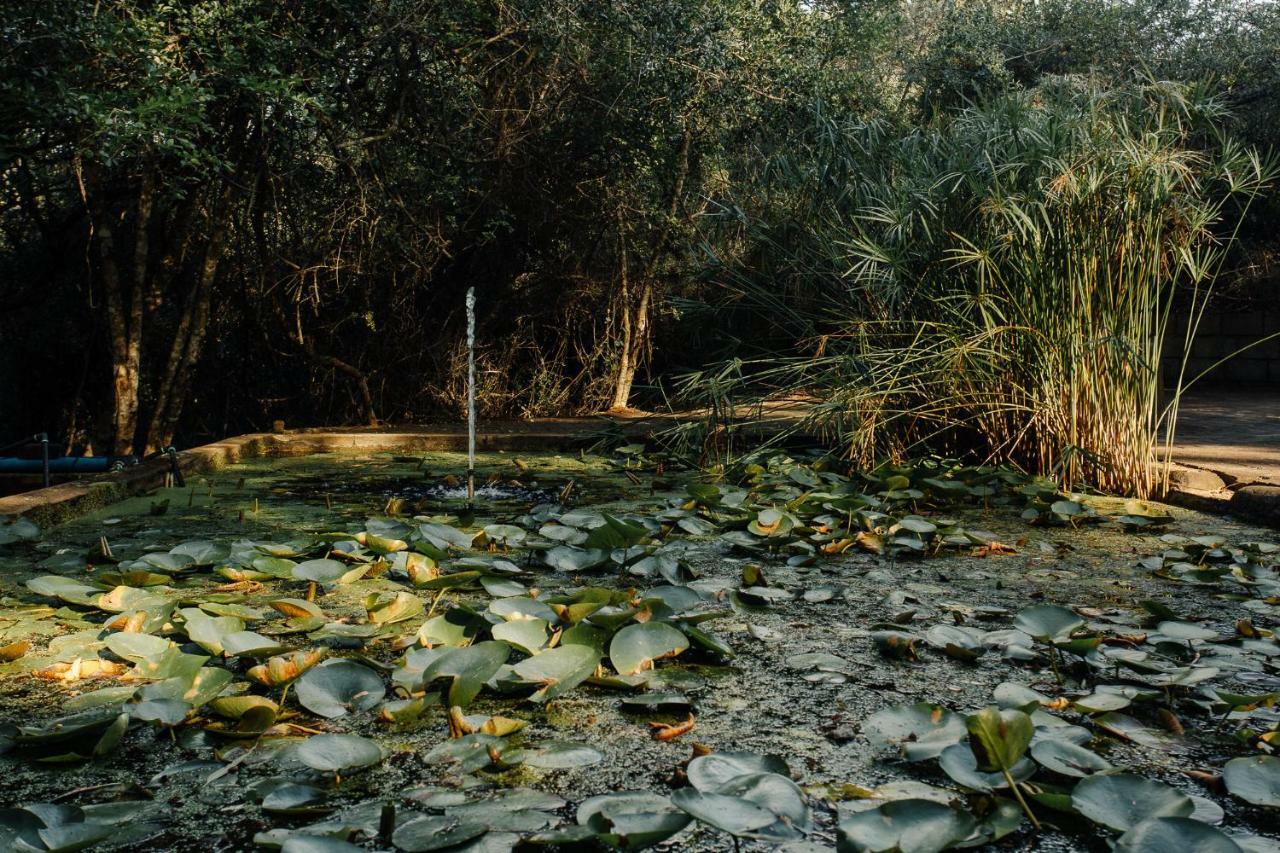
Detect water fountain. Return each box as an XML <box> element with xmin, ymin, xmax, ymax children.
<box><xmin>466</xmin><ymin>286</ymin><xmax>477</xmax><ymax>503</ymax></box>
<box><xmin>395</xmin><ymin>287</ymin><xmax>554</xmax><ymax>509</ymax></box>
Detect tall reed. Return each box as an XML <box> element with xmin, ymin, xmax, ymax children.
<box><xmin>690</xmin><ymin>77</ymin><xmax>1273</xmax><ymax>496</ymax></box>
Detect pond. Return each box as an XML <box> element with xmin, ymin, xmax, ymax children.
<box><xmin>0</xmin><ymin>447</ymin><xmax>1278</xmax><ymax>852</ymax></box>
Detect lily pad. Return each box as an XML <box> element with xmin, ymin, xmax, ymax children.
<box><xmin>1072</xmin><ymin>773</ymin><xmax>1194</xmax><ymax>831</ymax></box>
<box><xmin>295</xmin><ymin>659</ymin><xmax>386</xmax><ymax>718</ymax></box>
<box><xmin>291</xmin><ymin>733</ymin><xmax>383</xmax><ymax>774</ymax></box>
<box><xmin>863</xmin><ymin>703</ymin><xmax>967</xmax><ymax>762</ymax></box>
<box><xmin>1113</xmin><ymin>818</ymin><xmax>1244</xmax><ymax>852</ymax></box>
<box><xmin>1223</xmin><ymin>755</ymin><xmax>1280</xmax><ymax>808</ymax></box>
<box><xmin>837</xmin><ymin>798</ymin><xmax>977</xmax><ymax>853</ymax></box>
<box><xmin>609</xmin><ymin>622</ymin><xmax>689</xmax><ymax>676</ymax></box>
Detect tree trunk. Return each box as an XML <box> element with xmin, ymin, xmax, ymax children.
<box><xmin>95</xmin><ymin>173</ymin><xmax>153</xmax><ymax>456</ymax></box>
<box><xmin>143</xmin><ymin>190</ymin><xmax>229</xmax><ymax>454</ymax></box>
<box><xmin>609</xmin><ymin>127</ymin><xmax>692</xmax><ymax>411</ymax></box>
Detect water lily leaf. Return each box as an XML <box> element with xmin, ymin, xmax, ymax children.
<box><xmin>925</xmin><ymin>625</ymin><xmax>985</xmax><ymax>662</ymax></box>
<box><xmin>671</xmin><ymin>789</ymin><xmax>779</xmax><ymax>837</ymax></box>
<box><xmin>480</xmin><ymin>575</ymin><xmax>526</xmax><ymax>597</ymax></box>
<box><xmin>364</xmin><ymin>533</ymin><xmax>408</xmax><ymax>555</ymax></box>
<box><xmin>1223</xmin><ymin>755</ymin><xmax>1280</xmax><ymax>807</ymax></box>
<box><xmin>171</xmin><ymin>540</ymin><xmax>229</xmax><ymax>566</ymax></box>
<box><xmin>483</xmin><ymin>524</ymin><xmax>527</xmax><ymax>547</ymax></box>
<box><xmin>209</xmin><ymin>695</ymin><xmax>279</xmax><ymax>720</ymax></box>
<box><xmin>1029</xmin><ymin>739</ymin><xmax>1112</xmax><ymax>778</ymax></box>
<box><xmin>422</xmin><ymin>642</ymin><xmax>510</xmax><ymax>707</ymax></box>
<box><xmin>1157</xmin><ymin>621</ymin><xmax>1217</xmax><ymax>642</ymax></box>
<box><xmin>620</xmin><ymin>692</ymin><xmax>692</xmax><ymax>714</ymax></box>
<box><xmin>609</xmin><ymin>622</ymin><xmax>688</xmax><ymax>676</ymax></box>
<box><xmin>417</xmin><ymin>522</ymin><xmax>478</xmax><ymax>551</ymax></box>
<box><xmin>544</xmin><ymin>545</ymin><xmax>610</xmax><ymax>572</ymax></box>
<box><xmin>365</xmin><ymin>591</ymin><xmax>424</xmax><ymax>626</ymax></box>
<box><xmin>0</xmin><ymin>515</ymin><xmax>40</xmax><ymax>544</ymax></box>
<box><xmin>1113</xmin><ymin>817</ymin><xmax>1244</xmax><ymax>853</ymax></box>
<box><xmin>863</xmin><ymin>703</ymin><xmax>967</xmax><ymax>761</ymax></box>
<box><xmin>417</xmin><ymin>608</ymin><xmax>484</xmax><ymax>647</ymax></box>
<box><xmin>748</xmin><ymin>508</ymin><xmax>796</xmax><ymax>538</ymax></box>
<box><xmin>1072</xmin><ymin>773</ymin><xmax>1194</xmax><ymax>831</ymax></box>
<box><xmin>837</xmin><ymin>798</ymin><xmax>977</xmax><ymax>853</ymax></box>
<box><xmin>583</xmin><ymin>514</ymin><xmax>649</xmax><ymax>550</ymax></box>
<box><xmin>248</xmin><ymin>649</ymin><xmax>327</xmax><ymax>687</ymax></box>
<box><xmin>687</xmin><ymin>752</ymin><xmax>790</xmax><ymax>792</ymax></box>
<box><xmin>293</xmin><ymin>559</ymin><xmax>366</xmax><ymax>586</ymax></box>
<box><xmin>508</xmin><ymin>643</ymin><xmax>600</xmax><ymax>703</ymax></box>
<box><xmin>25</xmin><ymin>576</ymin><xmax>100</xmax><ymax>607</ymax></box>
<box><xmin>222</xmin><ymin>631</ymin><xmax>286</xmax><ymax>658</ymax></box>
<box><xmin>179</xmin><ymin>609</ymin><xmax>245</xmax><ymax>656</ymax></box>
<box><xmin>252</xmin><ymin>557</ymin><xmax>298</xmax><ymax>578</ymax></box>
<box><xmin>510</xmin><ymin>740</ymin><xmax>604</xmax><ymax>769</ymax></box>
<box><xmin>130</xmin><ymin>698</ymin><xmax>190</xmax><ymax>726</ymax></box>
<box><xmin>392</xmin><ymin>815</ymin><xmax>487</xmax><ymax>852</ymax></box>
<box><xmin>291</xmin><ymin>733</ymin><xmax>383</xmax><ymax>773</ymax></box>
<box><xmin>105</xmin><ymin>632</ymin><xmax>172</xmax><ymax>662</ymax></box>
<box><xmin>295</xmin><ymin>659</ymin><xmax>385</xmax><ymax>718</ymax></box>
<box><xmin>489</xmin><ymin>596</ymin><xmax>558</xmax><ymax>623</ymax></box>
<box><xmin>1013</xmin><ymin>604</ymin><xmax>1083</xmax><ymax>641</ymax></box>
<box><xmin>966</xmin><ymin>707</ymin><xmax>1033</xmax><ymax>774</ymax></box>
<box><xmin>939</xmin><ymin>743</ymin><xmax>1034</xmax><ymax>791</ymax></box>
<box><xmin>575</xmin><ymin>790</ymin><xmax>691</xmax><ymax>850</ymax></box>
<box><xmin>493</xmin><ymin>618</ymin><xmax>549</xmax><ymax>655</ymax></box>
<box><xmin>279</xmin><ymin>838</ymin><xmax>365</xmax><ymax>853</ymax></box>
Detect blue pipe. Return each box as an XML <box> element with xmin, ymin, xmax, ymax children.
<box><xmin>0</xmin><ymin>456</ymin><xmax>131</xmax><ymax>474</ymax></box>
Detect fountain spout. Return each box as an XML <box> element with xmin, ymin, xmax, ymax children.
<box><xmin>466</xmin><ymin>287</ymin><xmax>477</xmax><ymax>502</ymax></box>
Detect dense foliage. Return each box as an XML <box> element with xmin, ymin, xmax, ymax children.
<box><xmin>2</xmin><ymin>0</ymin><xmax>1277</xmax><ymax>491</ymax></box>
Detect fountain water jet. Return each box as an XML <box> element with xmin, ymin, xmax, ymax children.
<box><xmin>466</xmin><ymin>286</ymin><xmax>476</xmax><ymax>503</ymax></box>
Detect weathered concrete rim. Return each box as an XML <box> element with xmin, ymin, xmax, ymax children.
<box><xmin>0</xmin><ymin>421</ymin><xmax>630</xmax><ymax>527</ymax></box>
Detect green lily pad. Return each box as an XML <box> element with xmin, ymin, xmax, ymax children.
<box><xmin>508</xmin><ymin>643</ymin><xmax>600</xmax><ymax>702</ymax></box>
<box><xmin>1072</xmin><ymin>773</ymin><xmax>1194</xmax><ymax>831</ymax></box>
<box><xmin>1223</xmin><ymin>755</ymin><xmax>1280</xmax><ymax>808</ymax></box>
<box><xmin>1114</xmin><ymin>817</ymin><xmax>1244</xmax><ymax>853</ymax></box>
<box><xmin>295</xmin><ymin>659</ymin><xmax>386</xmax><ymax>718</ymax></box>
<box><xmin>1029</xmin><ymin>739</ymin><xmax>1112</xmax><ymax>778</ymax></box>
<box><xmin>291</xmin><ymin>733</ymin><xmax>384</xmax><ymax>774</ymax></box>
<box><xmin>837</xmin><ymin>798</ymin><xmax>977</xmax><ymax>853</ymax></box>
<box><xmin>609</xmin><ymin>622</ymin><xmax>689</xmax><ymax>676</ymax></box>
<box><xmin>863</xmin><ymin>702</ymin><xmax>967</xmax><ymax>761</ymax></box>
<box><xmin>1013</xmin><ymin>604</ymin><xmax>1083</xmax><ymax>641</ymax></box>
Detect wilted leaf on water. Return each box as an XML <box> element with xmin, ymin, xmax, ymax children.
<box><xmin>365</xmin><ymin>590</ymin><xmax>424</xmax><ymax>626</ymax></box>
<box><xmin>248</xmin><ymin>649</ymin><xmax>327</xmax><ymax>687</ymax></box>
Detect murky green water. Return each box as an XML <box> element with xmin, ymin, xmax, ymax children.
<box><xmin>1</xmin><ymin>451</ymin><xmax>1277</xmax><ymax>851</ymax></box>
